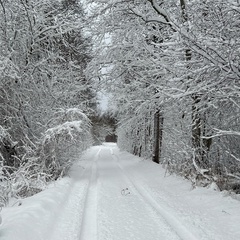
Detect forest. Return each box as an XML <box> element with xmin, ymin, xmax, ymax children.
<box><xmin>0</xmin><ymin>0</ymin><xmax>240</xmax><ymax>207</ymax></box>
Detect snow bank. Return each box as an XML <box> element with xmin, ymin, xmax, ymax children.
<box><xmin>0</xmin><ymin>178</ymin><xmax>72</xmax><ymax>240</ymax></box>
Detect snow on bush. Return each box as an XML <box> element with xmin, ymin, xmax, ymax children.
<box><xmin>0</xmin><ymin>126</ymin><xmax>45</xmax><ymax>206</ymax></box>
<box><xmin>38</xmin><ymin>108</ymin><xmax>92</xmax><ymax>180</ymax></box>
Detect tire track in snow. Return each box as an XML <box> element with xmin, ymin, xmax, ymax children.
<box><xmin>110</xmin><ymin>148</ymin><xmax>199</xmax><ymax>240</ymax></box>
<box><xmin>47</xmin><ymin>156</ymin><xmax>95</xmax><ymax>240</ymax></box>
<box><xmin>97</xmin><ymin>147</ymin><xmax>180</xmax><ymax>240</ymax></box>
<box><xmin>79</xmin><ymin>148</ymin><xmax>101</xmax><ymax>240</ymax></box>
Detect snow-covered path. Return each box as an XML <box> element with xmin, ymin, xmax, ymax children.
<box><xmin>97</xmin><ymin>147</ymin><xmax>181</xmax><ymax>240</ymax></box>
<box><xmin>1</xmin><ymin>143</ymin><xmax>240</xmax><ymax>240</ymax></box>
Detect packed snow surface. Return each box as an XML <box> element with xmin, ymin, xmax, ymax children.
<box><xmin>1</xmin><ymin>143</ymin><xmax>240</xmax><ymax>240</ymax></box>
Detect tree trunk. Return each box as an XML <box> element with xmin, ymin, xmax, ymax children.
<box><xmin>152</xmin><ymin>110</ymin><xmax>160</xmax><ymax>163</ymax></box>
<box><xmin>152</xmin><ymin>110</ymin><xmax>163</xmax><ymax>164</ymax></box>
<box><xmin>191</xmin><ymin>94</ymin><xmax>202</xmax><ymax>164</ymax></box>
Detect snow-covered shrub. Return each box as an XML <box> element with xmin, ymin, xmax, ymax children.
<box><xmin>0</xmin><ymin>171</ymin><xmax>10</xmax><ymax>208</ymax></box>
<box><xmin>0</xmin><ymin>126</ymin><xmax>18</xmax><ymax>170</ymax></box>
<box><xmin>0</xmin><ymin>126</ymin><xmax>15</xmax><ymax>206</ymax></box>
<box><xmin>0</xmin><ymin>126</ymin><xmax>49</xmax><ymax>206</ymax></box>
<box><xmin>0</xmin><ymin>159</ymin><xmax>46</xmax><ymax>207</ymax></box>
<box><xmin>38</xmin><ymin>108</ymin><xmax>92</xmax><ymax>180</ymax></box>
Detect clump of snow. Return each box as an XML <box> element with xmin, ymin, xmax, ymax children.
<box><xmin>44</xmin><ymin>120</ymin><xmax>83</xmax><ymax>142</ymax></box>
<box><xmin>208</xmin><ymin>182</ymin><xmax>220</xmax><ymax>191</ymax></box>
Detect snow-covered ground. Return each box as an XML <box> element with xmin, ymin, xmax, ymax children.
<box><xmin>1</xmin><ymin>143</ymin><xmax>240</xmax><ymax>240</ymax></box>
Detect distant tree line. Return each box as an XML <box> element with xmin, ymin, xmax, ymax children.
<box><xmin>91</xmin><ymin>112</ymin><xmax>117</xmax><ymax>145</ymax></box>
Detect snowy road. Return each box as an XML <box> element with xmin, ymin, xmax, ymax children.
<box><xmin>1</xmin><ymin>143</ymin><xmax>240</xmax><ymax>240</ymax></box>
<box><xmin>97</xmin><ymin>146</ymin><xmax>181</xmax><ymax>240</ymax></box>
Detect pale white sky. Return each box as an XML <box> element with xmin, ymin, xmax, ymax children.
<box><xmin>97</xmin><ymin>91</ymin><xmax>109</xmax><ymax>112</ymax></box>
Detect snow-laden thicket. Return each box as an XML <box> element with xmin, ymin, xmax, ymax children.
<box><xmin>87</xmin><ymin>0</ymin><xmax>240</xmax><ymax>191</ymax></box>
<box><xmin>38</xmin><ymin>108</ymin><xmax>92</xmax><ymax>180</ymax></box>
<box><xmin>0</xmin><ymin>0</ymin><xmax>95</xmax><ymax>207</ymax></box>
